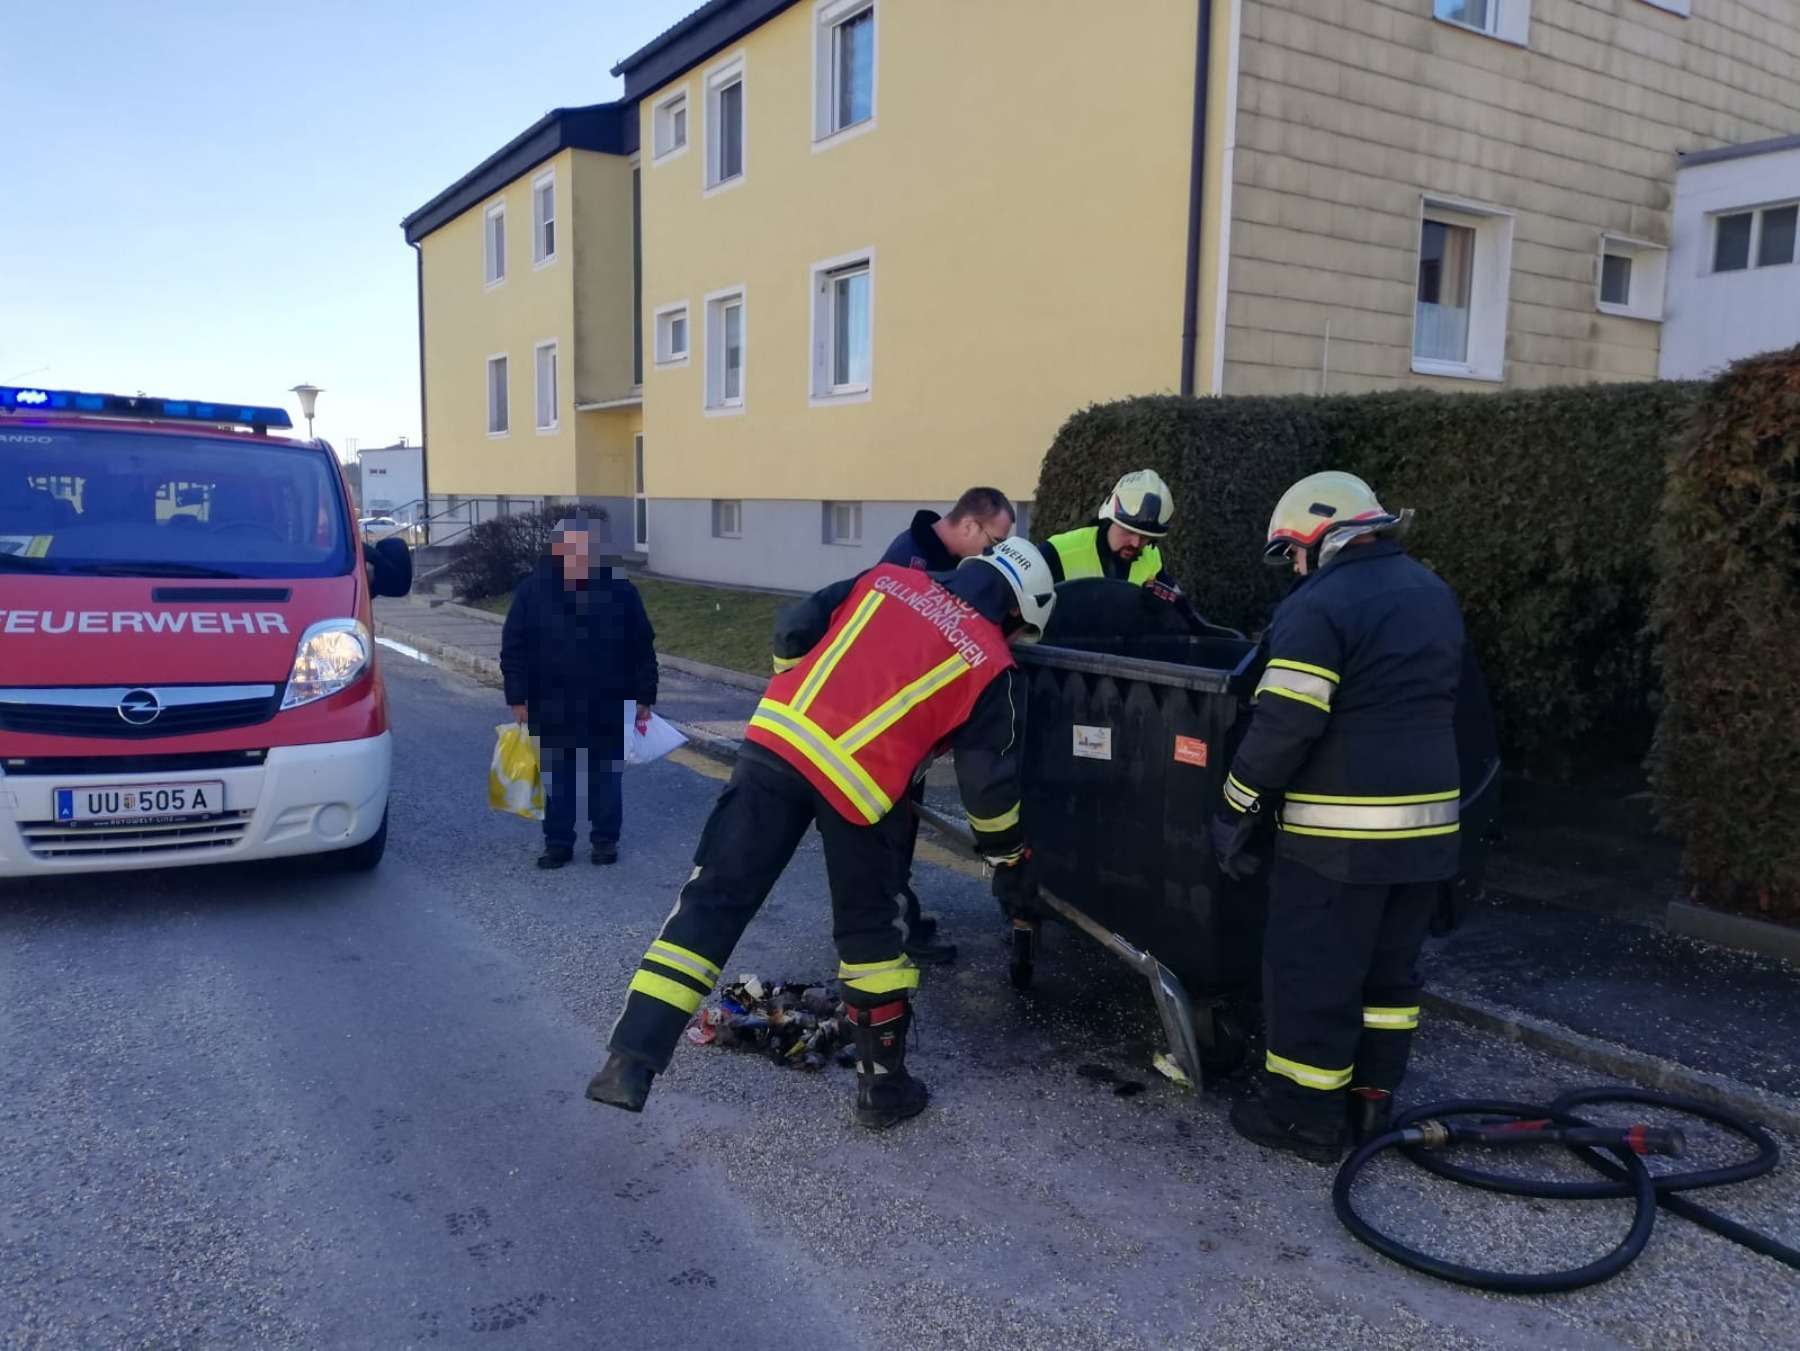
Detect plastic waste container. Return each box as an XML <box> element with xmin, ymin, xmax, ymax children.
<box><xmin>1003</xmin><ymin>579</ymin><xmax>1501</xmax><ymax>1086</ymax></box>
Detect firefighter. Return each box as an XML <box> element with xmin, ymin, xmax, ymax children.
<box><xmin>870</xmin><ymin>486</ymin><xmax>1017</xmax><ymax>968</ymax></box>
<box><xmin>1039</xmin><ymin>468</ymin><xmax>1185</xmax><ymax>602</ymax></box>
<box><xmin>1212</xmin><ymin>471</ymin><xmax>1465</xmax><ymax>1165</ymax></box>
<box><xmin>586</xmin><ymin>539</ymin><xmax>1054</xmax><ymax>1129</ymax></box>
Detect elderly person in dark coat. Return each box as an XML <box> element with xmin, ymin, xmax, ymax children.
<box><xmin>500</xmin><ymin>515</ymin><xmax>658</xmax><ymax>869</ymax></box>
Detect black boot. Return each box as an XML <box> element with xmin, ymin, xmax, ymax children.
<box><xmin>591</xmin><ymin>843</ymin><xmax>619</xmax><ymax>866</ymax></box>
<box><xmin>845</xmin><ymin>997</ymin><xmax>930</xmax><ymax>1130</ymax></box>
<box><xmin>1348</xmin><ymin>1088</ymin><xmax>1394</xmax><ymax>1144</ymax></box>
<box><xmin>900</xmin><ymin>888</ymin><xmax>956</xmax><ymax>966</ymax></box>
<box><xmin>586</xmin><ymin>1052</ymin><xmax>655</xmax><ymax>1112</ymax></box>
<box><xmin>537</xmin><ymin>845</ymin><xmax>574</xmax><ymax>870</ymax></box>
<box><xmin>1230</xmin><ymin>1095</ymin><xmax>1344</xmax><ymax>1166</ymax></box>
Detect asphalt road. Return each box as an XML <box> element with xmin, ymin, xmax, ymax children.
<box><xmin>3</xmin><ymin>653</ymin><xmax>1796</xmax><ymax>1349</ymax></box>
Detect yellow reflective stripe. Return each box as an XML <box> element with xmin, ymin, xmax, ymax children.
<box><xmin>1285</xmin><ymin>790</ymin><xmax>1459</xmax><ymax>805</ymax></box>
<box><xmin>772</xmin><ymin>653</ymin><xmax>800</xmax><ymax>674</ymax></box>
<box><xmin>840</xmin><ymin>969</ymin><xmax>921</xmax><ymax>995</ymax></box>
<box><xmin>1267</xmin><ymin>657</ymin><xmax>1339</xmax><ymax>684</ymax></box>
<box><xmin>1266</xmin><ymin>1052</ymin><xmax>1353</xmax><ymax>1091</ymax></box>
<box><xmin>1282</xmin><ymin>798</ymin><xmax>1458</xmax><ymax>831</ymax></box>
<box><xmin>629</xmin><ymin>968</ymin><xmax>705</xmax><ymax>1015</ymax></box>
<box><xmin>967</xmin><ymin>802</ymin><xmax>1021</xmax><ymax>833</ymax></box>
<box><xmin>645</xmin><ymin>941</ymin><xmax>720</xmax><ymax>984</ymax></box>
<box><xmin>1280</xmin><ymin>823</ymin><xmax>1460</xmax><ymax>841</ymax></box>
<box><xmin>1224</xmin><ymin>774</ymin><xmax>1259</xmax><ymax>812</ymax></box>
<box><xmin>839</xmin><ymin>956</ymin><xmax>912</xmax><ymax>975</ymax></box>
<box><xmin>1363</xmin><ymin>1006</ymin><xmax>1421</xmax><ymax>1030</ymax></box>
<box><xmin>792</xmin><ymin>590</ymin><xmax>884</xmax><ymax>715</ymax></box>
<box><xmin>839</xmin><ymin>653</ymin><xmax>970</xmax><ymax>753</ymax></box>
<box><xmin>1258</xmin><ymin>684</ymin><xmax>1331</xmax><ymax>714</ymax></box>
<box><xmin>1257</xmin><ymin>669</ymin><xmax>1335</xmax><ymax>709</ymax></box>
<box><xmin>23</xmin><ymin>535</ymin><xmax>53</xmax><ymax>558</ymax></box>
<box><xmin>751</xmin><ymin>699</ymin><xmax>893</xmax><ymax>824</ymax></box>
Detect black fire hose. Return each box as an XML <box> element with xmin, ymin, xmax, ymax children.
<box><xmin>1333</xmin><ymin>1087</ymin><xmax>1800</xmax><ymax>1293</ymax></box>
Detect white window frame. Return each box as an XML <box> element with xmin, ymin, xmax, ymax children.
<box><xmin>812</xmin><ymin>0</ymin><xmax>877</xmax><ymax>151</ymax></box>
<box><xmin>1433</xmin><ymin>0</ymin><xmax>1531</xmax><ymax>47</ymax></box>
<box><xmin>1709</xmin><ymin>201</ymin><xmax>1800</xmax><ymax>275</ymax></box>
<box><xmin>704</xmin><ymin>285</ymin><xmax>747</xmax><ymax>415</ymax></box>
<box><xmin>822</xmin><ymin>500</ymin><xmax>863</xmax><ymax>546</ymax></box>
<box><xmin>531</xmin><ymin>170</ymin><xmax>557</xmax><ymax>268</ymax></box>
<box><xmin>703</xmin><ymin>52</ymin><xmax>747</xmax><ymax>196</ymax></box>
<box><xmin>486</xmin><ymin>353</ymin><xmax>509</xmax><ymax>437</ymax></box>
<box><xmin>533</xmin><ymin>340</ymin><xmax>559</xmax><ymax>433</ymax></box>
<box><xmin>652</xmin><ymin>87</ymin><xmax>690</xmax><ymax>163</ymax></box>
<box><xmin>808</xmin><ymin>247</ymin><xmax>875</xmax><ymax>405</ymax></box>
<box><xmin>1411</xmin><ymin>195</ymin><xmax>1515</xmax><ymax>384</ymax></box>
<box><xmin>712</xmin><ymin>499</ymin><xmax>743</xmax><ymax>539</ymax></box>
<box><xmin>1595</xmin><ymin>234</ymin><xmax>1668</xmax><ymax>321</ymax></box>
<box><xmin>483</xmin><ymin>201</ymin><xmax>506</xmax><ymax>288</ymax></box>
<box><xmin>653</xmin><ymin>301</ymin><xmax>692</xmax><ymax>368</ymax></box>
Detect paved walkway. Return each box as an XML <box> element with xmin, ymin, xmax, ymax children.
<box><xmin>373</xmin><ymin>595</ymin><xmax>1800</xmax><ymax>1124</ymax></box>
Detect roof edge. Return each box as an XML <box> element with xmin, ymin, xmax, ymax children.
<box><xmin>1679</xmin><ymin>132</ymin><xmax>1800</xmax><ymax>168</ymax></box>
<box><xmin>610</xmin><ymin>0</ymin><xmax>801</xmax><ymax>97</ymax></box>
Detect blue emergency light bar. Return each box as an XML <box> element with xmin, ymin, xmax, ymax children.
<box><xmin>0</xmin><ymin>385</ymin><xmax>294</xmax><ymax>430</ymax></box>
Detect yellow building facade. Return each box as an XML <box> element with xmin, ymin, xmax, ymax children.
<box><xmin>407</xmin><ymin>0</ymin><xmax>1800</xmax><ymax>590</ymax></box>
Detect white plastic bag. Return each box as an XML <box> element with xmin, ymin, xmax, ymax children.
<box><xmin>623</xmin><ymin>702</ymin><xmax>687</xmax><ymax>767</ymax></box>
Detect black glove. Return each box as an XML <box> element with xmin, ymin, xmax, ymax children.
<box><xmin>1211</xmin><ymin>810</ymin><xmax>1264</xmax><ymax>882</ymax></box>
<box><xmin>991</xmin><ymin>853</ymin><xmax>1039</xmax><ymax>917</ymax></box>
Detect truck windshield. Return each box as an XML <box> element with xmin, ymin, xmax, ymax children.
<box><xmin>0</xmin><ymin>427</ymin><xmax>352</xmax><ymax>579</ymax></box>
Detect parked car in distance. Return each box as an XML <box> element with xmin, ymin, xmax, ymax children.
<box><xmin>359</xmin><ymin>515</ymin><xmax>423</xmax><ymax>546</ymax></box>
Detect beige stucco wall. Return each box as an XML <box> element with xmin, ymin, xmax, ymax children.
<box><xmin>636</xmin><ymin>0</ymin><xmax>1199</xmax><ymax>506</ymax></box>
<box><xmin>1222</xmin><ymin>0</ymin><xmax>1800</xmax><ymax>395</ymax></box>
<box><xmin>570</xmin><ymin>150</ymin><xmax>640</xmax><ymax>408</ymax></box>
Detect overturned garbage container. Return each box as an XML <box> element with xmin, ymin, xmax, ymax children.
<box><xmin>989</xmin><ymin>578</ymin><xmax>1503</xmax><ymax>1090</ymax></box>
<box><xmin>1011</xmin><ymin>579</ymin><xmax>1264</xmax><ymax>1083</ymax></box>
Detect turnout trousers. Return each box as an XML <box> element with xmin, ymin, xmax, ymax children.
<box><xmin>609</xmin><ymin>748</ymin><xmax>917</xmax><ymax>1070</ymax></box>
<box><xmin>1261</xmin><ymin>853</ymin><xmax>1440</xmax><ymax>1133</ymax></box>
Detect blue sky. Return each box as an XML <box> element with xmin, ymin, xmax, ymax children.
<box><xmin>2</xmin><ymin>0</ymin><xmax>697</xmax><ymax>457</ymax></box>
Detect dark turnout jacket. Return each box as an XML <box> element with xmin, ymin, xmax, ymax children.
<box><xmin>500</xmin><ymin>559</ymin><xmax>658</xmax><ymax>752</ymax></box>
<box><xmin>879</xmin><ymin>510</ymin><xmax>958</xmax><ymax>572</ymax></box>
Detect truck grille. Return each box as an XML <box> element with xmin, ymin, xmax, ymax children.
<box><xmin>21</xmin><ymin>812</ymin><xmax>255</xmax><ymax>862</ymax></box>
<box><xmin>0</xmin><ymin>686</ymin><xmax>280</xmax><ymax>740</ymax></box>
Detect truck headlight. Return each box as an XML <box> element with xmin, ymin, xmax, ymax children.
<box><xmin>282</xmin><ymin>618</ymin><xmax>372</xmax><ymax>710</ymax></box>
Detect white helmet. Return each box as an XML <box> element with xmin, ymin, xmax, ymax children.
<box><xmin>963</xmin><ymin>537</ymin><xmax>1056</xmax><ymax>644</ymax></box>
<box><xmin>1097</xmin><ymin>468</ymin><xmax>1175</xmax><ymax>538</ymax></box>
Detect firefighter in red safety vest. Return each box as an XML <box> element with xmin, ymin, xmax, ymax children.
<box><xmin>1213</xmin><ymin>471</ymin><xmax>1466</xmax><ymax>1165</ymax></box>
<box><xmin>587</xmin><ymin>539</ymin><xmax>1055</xmax><ymax>1129</ymax></box>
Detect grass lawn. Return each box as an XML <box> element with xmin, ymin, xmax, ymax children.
<box><xmin>475</xmin><ymin>575</ymin><xmax>785</xmax><ymax>676</ymax></box>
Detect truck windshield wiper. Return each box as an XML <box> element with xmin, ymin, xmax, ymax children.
<box><xmin>65</xmin><ymin>562</ymin><xmax>247</xmax><ymax>579</ymax></box>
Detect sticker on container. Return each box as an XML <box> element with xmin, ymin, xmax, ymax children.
<box><xmin>1173</xmin><ymin>735</ymin><xmax>1209</xmax><ymax>767</ymax></box>
<box><xmin>1072</xmin><ymin>725</ymin><xmax>1113</xmax><ymax>760</ymax></box>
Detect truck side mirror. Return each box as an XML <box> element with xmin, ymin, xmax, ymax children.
<box><xmin>369</xmin><ymin>536</ymin><xmax>413</xmax><ymax>598</ymax></box>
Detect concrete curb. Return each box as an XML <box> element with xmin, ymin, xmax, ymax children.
<box><xmin>1667</xmin><ymin>900</ymin><xmax>1800</xmax><ymax>967</ymax></box>
<box><xmin>373</xmin><ymin>618</ymin><xmax>1800</xmax><ymax>1134</ymax></box>
<box><xmin>387</xmin><ymin>599</ymin><xmax>770</xmax><ymax>694</ymax></box>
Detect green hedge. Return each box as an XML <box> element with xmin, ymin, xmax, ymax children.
<box><xmin>1033</xmin><ymin>383</ymin><xmax>1702</xmax><ymax>772</ymax></box>
<box><xmin>1653</xmin><ymin>348</ymin><xmax>1800</xmax><ymax>923</ymax></box>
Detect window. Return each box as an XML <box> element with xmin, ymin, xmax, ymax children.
<box><xmin>1411</xmin><ymin>198</ymin><xmax>1514</xmax><ymax>382</ymax></box>
<box><xmin>534</xmin><ymin>341</ymin><xmax>558</xmax><ymax>431</ymax></box>
<box><xmin>483</xmin><ymin>202</ymin><xmax>506</xmax><ymax>286</ymax></box>
<box><xmin>712</xmin><ymin>499</ymin><xmax>743</xmax><ymax>539</ymax></box>
<box><xmin>653</xmin><ymin>90</ymin><xmax>689</xmax><ymax>161</ymax></box>
<box><xmin>704</xmin><ymin>288</ymin><xmax>746</xmax><ymax>412</ymax></box>
<box><xmin>705</xmin><ymin>55</ymin><xmax>746</xmax><ymax>191</ymax></box>
<box><xmin>814</xmin><ymin>0</ymin><xmax>875</xmax><ymax>145</ymax></box>
<box><xmin>654</xmin><ymin>302</ymin><xmax>691</xmax><ymax>367</ymax></box>
<box><xmin>532</xmin><ymin>171</ymin><xmax>556</xmax><ymax>266</ymax></box>
<box><xmin>1596</xmin><ymin>235</ymin><xmax>1668</xmax><ymax>320</ymax></box>
<box><xmin>486</xmin><ymin>355</ymin><xmax>509</xmax><ymax>435</ymax></box>
<box><xmin>810</xmin><ymin>250</ymin><xmax>874</xmax><ymax>402</ymax></box>
<box><xmin>822</xmin><ymin>501</ymin><xmax>862</xmax><ymax>545</ymax></box>
<box><xmin>1434</xmin><ymin>0</ymin><xmax>1531</xmax><ymax>46</ymax></box>
<box><xmin>633</xmin><ymin>434</ymin><xmax>649</xmax><ymax>550</ymax></box>
<box><xmin>1712</xmin><ymin>205</ymin><xmax>1798</xmax><ymax>274</ymax></box>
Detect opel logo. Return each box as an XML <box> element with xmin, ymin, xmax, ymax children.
<box><xmin>117</xmin><ymin>689</ymin><xmax>163</xmax><ymax>726</ymax></box>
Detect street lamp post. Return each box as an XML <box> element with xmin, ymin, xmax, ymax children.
<box><xmin>289</xmin><ymin>383</ymin><xmax>323</xmax><ymax>439</ymax></box>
